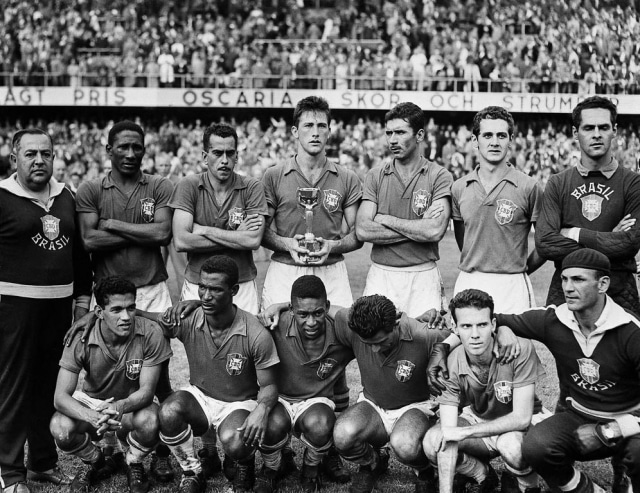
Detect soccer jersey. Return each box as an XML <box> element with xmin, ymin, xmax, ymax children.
<box><xmin>166</xmin><ymin>307</ymin><xmax>280</xmax><ymax>401</ymax></box>
<box><xmin>452</xmin><ymin>166</ymin><xmax>541</xmax><ymax>274</ymax></box>
<box><xmin>334</xmin><ymin>309</ymin><xmax>448</xmax><ymax>410</ymax></box>
<box><xmin>169</xmin><ymin>172</ymin><xmax>268</xmax><ymax>284</ymax></box>
<box><xmin>362</xmin><ymin>157</ymin><xmax>453</xmax><ymax>267</ymax></box>
<box><xmin>271</xmin><ymin>311</ymin><xmax>354</xmax><ymax>402</ymax></box>
<box><xmin>438</xmin><ymin>337</ymin><xmax>545</xmax><ymax>419</ymax></box>
<box><xmin>76</xmin><ymin>172</ymin><xmax>173</xmax><ymax>287</ymax></box>
<box><xmin>60</xmin><ymin>317</ymin><xmax>172</xmax><ymax>401</ymax></box>
<box><xmin>262</xmin><ymin>157</ymin><xmax>362</xmax><ymax>266</ymax></box>
<box><xmin>496</xmin><ymin>298</ymin><xmax>640</xmax><ymax>416</ymax></box>
<box><xmin>535</xmin><ymin>163</ymin><xmax>640</xmax><ymax>274</ymax></box>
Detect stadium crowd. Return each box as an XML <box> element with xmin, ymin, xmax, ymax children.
<box><xmin>2</xmin><ymin>0</ymin><xmax>640</xmax><ymax>93</ymax></box>
<box><xmin>0</xmin><ymin>114</ymin><xmax>639</xmax><ymax>192</ymax></box>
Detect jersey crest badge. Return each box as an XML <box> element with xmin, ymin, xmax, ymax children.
<box><xmin>125</xmin><ymin>359</ymin><xmax>143</xmax><ymax>380</ymax></box>
<box><xmin>493</xmin><ymin>380</ymin><xmax>513</xmax><ymax>404</ymax></box>
<box><xmin>41</xmin><ymin>214</ymin><xmax>60</xmax><ymax>240</ymax></box>
<box><xmin>228</xmin><ymin>207</ymin><xmax>246</xmax><ymax>229</ymax></box>
<box><xmin>317</xmin><ymin>358</ymin><xmax>338</xmax><ymax>380</ymax></box>
<box><xmin>580</xmin><ymin>194</ymin><xmax>603</xmax><ymax>221</ymax></box>
<box><xmin>140</xmin><ymin>198</ymin><xmax>156</xmax><ymax>223</ymax></box>
<box><xmin>412</xmin><ymin>190</ymin><xmax>431</xmax><ymax>216</ymax></box>
<box><xmin>577</xmin><ymin>358</ymin><xmax>600</xmax><ymax>384</ymax></box>
<box><xmin>226</xmin><ymin>353</ymin><xmax>247</xmax><ymax>376</ymax></box>
<box><xmin>495</xmin><ymin>199</ymin><xmax>517</xmax><ymax>225</ymax></box>
<box><xmin>395</xmin><ymin>360</ymin><xmax>415</xmax><ymax>382</ymax></box>
<box><xmin>323</xmin><ymin>189</ymin><xmax>342</xmax><ymax>213</ymax></box>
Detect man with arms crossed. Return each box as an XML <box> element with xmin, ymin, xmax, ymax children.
<box><xmin>423</xmin><ymin>289</ymin><xmax>547</xmax><ymax>493</ymax></box>
<box><xmin>487</xmin><ymin>249</ymin><xmax>639</xmax><ymax>493</ymax></box>
<box><xmin>0</xmin><ymin>129</ymin><xmax>91</xmax><ymax>493</ymax></box>
<box><xmin>452</xmin><ymin>107</ymin><xmax>544</xmax><ymax>313</ymax></box>
<box><xmin>50</xmin><ymin>277</ymin><xmax>171</xmax><ymax>493</ymax></box>
<box><xmin>146</xmin><ymin>256</ymin><xmax>280</xmax><ymax>493</ymax></box>
<box><xmin>76</xmin><ymin>120</ymin><xmax>175</xmax><ymax>481</ymax></box>
<box><xmin>170</xmin><ymin>122</ymin><xmax>267</xmax><ymax>314</ymax></box>
<box><xmin>255</xmin><ymin>275</ymin><xmax>355</xmax><ymax>493</ymax></box>
<box><xmin>356</xmin><ymin>102</ymin><xmax>453</xmax><ymax>317</ymax></box>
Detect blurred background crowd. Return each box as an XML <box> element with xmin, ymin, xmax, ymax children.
<box><xmin>2</xmin><ymin>0</ymin><xmax>640</xmax><ymax>93</ymax></box>
<box><xmin>1</xmin><ymin>114</ymin><xmax>639</xmax><ymax>191</ymax></box>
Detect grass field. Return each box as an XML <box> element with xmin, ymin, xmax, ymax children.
<box><xmin>30</xmin><ymin>230</ymin><xmax>617</xmax><ymax>493</ymax></box>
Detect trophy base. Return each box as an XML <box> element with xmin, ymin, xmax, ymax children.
<box><xmin>298</xmin><ymin>238</ymin><xmax>321</xmax><ymax>262</ymax></box>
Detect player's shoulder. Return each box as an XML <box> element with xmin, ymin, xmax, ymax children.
<box><xmin>262</xmin><ymin>161</ymin><xmax>288</xmax><ymax>179</ymax></box>
<box><xmin>134</xmin><ymin>316</ymin><xmax>165</xmax><ymax>338</ymax></box>
<box><xmin>76</xmin><ymin>176</ymin><xmax>103</xmax><ymax>195</ymax></box>
<box><xmin>177</xmin><ymin>173</ymin><xmax>202</xmax><ymax>188</ymax></box>
<box><xmin>240</xmin><ymin>308</ymin><xmax>273</xmax><ymax>338</ymax></box>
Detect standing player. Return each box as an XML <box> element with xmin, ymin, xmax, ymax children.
<box><xmin>144</xmin><ymin>256</ymin><xmax>280</xmax><ymax>493</ymax></box>
<box><xmin>254</xmin><ymin>275</ymin><xmax>355</xmax><ymax>493</ymax></box>
<box><xmin>75</xmin><ymin>120</ymin><xmax>175</xmax><ymax>482</ymax></box>
<box><xmin>261</xmin><ymin>95</ymin><xmax>361</xmax><ymax>476</ymax></box>
<box><xmin>50</xmin><ymin>277</ymin><xmax>172</xmax><ymax>493</ymax></box>
<box><xmin>451</xmin><ymin>107</ymin><xmax>544</xmax><ymax>314</ymax></box>
<box><xmin>356</xmin><ymin>102</ymin><xmax>453</xmax><ymax>317</ymax></box>
<box><xmin>0</xmin><ymin>129</ymin><xmax>91</xmax><ymax>493</ymax></box>
<box><xmin>535</xmin><ymin>96</ymin><xmax>640</xmax><ymax>314</ymax></box>
<box><xmin>333</xmin><ymin>295</ymin><xmax>455</xmax><ymax>493</ymax></box>
<box><xmin>423</xmin><ymin>289</ymin><xmax>547</xmax><ymax>493</ymax></box>
<box><xmin>261</xmin><ymin>95</ymin><xmax>362</xmax><ymax>310</ymax></box>
<box><xmin>170</xmin><ymin>122</ymin><xmax>268</xmax><ymax>314</ymax></box>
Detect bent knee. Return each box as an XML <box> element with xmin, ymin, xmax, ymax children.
<box><xmin>422</xmin><ymin>426</ymin><xmax>441</xmax><ymax>462</ymax></box>
<box><xmin>132</xmin><ymin>407</ymin><xmax>161</xmax><ymax>436</ymax></box>
<box><xmin>159</xmin><ymin>394</ymin><xmax>188</xmax><ymax>428</ymax></box>
<box><xmin>333</xmin><ymin>417</ymin><xmax>363</xmax><ymax>451</ymax></box>
<box><xmin>49</xmin><ymin>412</ymin><xmax>77</xmax><ymax>444</ymax></box>
<box><xmin>496</xmin><ymin>432</ymin><xmax>526</xmax><ymax>469</ymax></box>
<box><xmin>390</xmin><ymin>432</ymin><xmax>422</xmax><ymax>463</ymax></box>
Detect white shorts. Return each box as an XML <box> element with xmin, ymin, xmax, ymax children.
<box><xmin>278</xmin><ymin>397</ymin><xmax>335</xmax><ymax>431</ymax></box>
<box><xmin>356</xmin><ymin>393</ymin><xmax>437</xmax><ymax>436</ymax></box>
<box><xmin>458</xmin><ymin>405</ymin><xmax>552</xmax><ymax>453</ymax></box>
<box><xmin>261</xmin><ymin>260</ymin><xmax>353</xmax><ymax>309</ymax></box>
<box><xmin>181</xmin><ymin>279</ymin><xmax>259</xmax><ymax>315</ymax></box>
<box><xmin>90</xmin><ymin>281</ymin><xmax>172</xmax><ymax>312</ymax></box>
<box><xmin>362</xmin><ymin>262</ymin><xmax>445</xmax><ymax>317</ymax></box>
<box><xmin>183</xmin><ymin>385</ymin><xmax>257</xmax><ymax>429</ymax></box>
<box><xmin>454</xmin><ymin>271</ymin><xmax>536</xmax><ymax>314</ymax></box>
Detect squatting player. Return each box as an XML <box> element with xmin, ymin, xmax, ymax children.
<box><xmin>143</xmin><ymin>256</ymin><xmax>280</xmax><ymax>493</ymax></box>
<box><xmin>423</xmin><ymin>289</ymin><xmax>547</xmax><ymax>493</ymax></box>
<box><xmin>333</xmin><ymin>295</ymin><xmax>456</xmax><ymax>493</ymax></box>
<box><xmin>356</xmin><ymin>102</ymin><xmax>453</xmax><ymax>317</ymax></box>
<box><xmin>254</xmin><ymin>275</ymin><xmax>355</xmax><ymax>493</ymax></box>
<box><xmin>50</xmin><ymin>277</ymin><xmax>171</xmax><ymax>493</ymax></box>
<box><xmin>452</xmin><ymin>107</ymin><xmax>544</xmax><ymax>313</ymax></box>
<box><xmin>479</xmin><ymin>249</ymin><xmax>639</xmax><ymax>493</ymax></box>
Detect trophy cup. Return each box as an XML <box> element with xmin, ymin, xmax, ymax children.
<box><xmin>297</xmin><ymin>187</ymin><xmax>321</xmax><ymax>262</ymax></box>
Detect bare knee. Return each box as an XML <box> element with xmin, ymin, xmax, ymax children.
<box><xmin>158</xmin><ymin>393</ymin><xmax>189</xmax><ymax>433</ymax></box>
<box><xmin>50</xmin><ymin>412</ymin><xmax>79</xmax><ymax>447</ymax></box>
<box><xmin>390</xmin><ymin>429</ymin><xmax>423</xmax><ymax>464</ymax></box>
<box><xmin>496</xmin><ymin>432</ymin><xmax>526</xmax><ymax>469</ymax></box>
<box><xmin>300</xmin><ymin>408</ymin><xmax>334</xmax><ymax>446</ymax></box>
<box><xmin>422</xmin><ymin>425</ymin><xmax>442</xmax><ymax>463</ymax></box>
<box><xmin>263</xmin><ymin>406</ymin><xmax>291</xmax><ymax>445</ymax></box>
<box><xmin>333</xmin><ymin>415</ymin><xmax>363</xmax><ymax>452</ymax></box>
<box><xmin>131</xmin><ymin>406</ymin><xmax>160</xmax><ymax>442</ymax></box>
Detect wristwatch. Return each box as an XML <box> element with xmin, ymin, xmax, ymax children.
<box><xmin>600</xmin><ymin>423</ymin><xmax>617</xmax><ymax>441</ymax></box>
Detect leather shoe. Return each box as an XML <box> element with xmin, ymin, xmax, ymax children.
<box><xmin>3</xmin><ymin>482</ymin><xmax>30</xmax><ymax>493</ymax></box>
<box><xmin>27</xmin><ymin>466</ymin><xmax>72</xmax><ymax>485</ymax></box>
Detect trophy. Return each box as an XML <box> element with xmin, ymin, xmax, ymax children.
<box><xmin>297</xmin><ymin>187</ymin><xmax>321</xmax><ymax>261</ymax></box>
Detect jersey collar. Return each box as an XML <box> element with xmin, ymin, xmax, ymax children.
<box><xmin>382</xmin><ymin>155</ymin><xmax>430</xmax><ymax>176</ymax></box>
<box><xmin>575</xmin><ymin>157</ymin><xmax>618</xmax><ymax>179</ymax></box>
<box><xmin>199</xmin><ymin>171</ymin><xmax>246</xmax><ymax>191</ymax></box>
<box><xmin>283</xmin><ymin>156</ymin><xmax>338</xmax><ymax>176</ymax></box>
<box><xmin>102</xmin><ymin>170</ymin><xmax>148</xmax><ymax>189</ymax></box>
<box><xmin>0</xmin><ymin>173</ymin><xmax>66</xmax><ymax>211</ymax></box>
<box><xmin>461</xmin><ymin>165</ymin><xmax>520</xmax><ymax>187</ymax></box>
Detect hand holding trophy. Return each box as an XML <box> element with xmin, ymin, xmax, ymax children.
<box><xmin>297</xmin><ymin>187</ymin><xmax>322</xmax><ymax>262</ymax></box>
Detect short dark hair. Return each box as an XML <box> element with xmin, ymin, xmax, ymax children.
<box><xmin>203</xmin><ymin>123</ymin><xmax>238</xmax><ymax>152</ymax></box>
<box><xmin>291</xmin><ymin>275</ymin><xmax>327</xmax><ymax>301</ymax></box>
<box><xmin>449</xmin><ymin>289</ymin><xmax>494</xmax><ymax>323</ymax></box>
<box><xmin>94</xmin><ymin>276</ymin><xmax>136</xmax><ymax>308</ymax></box>
<box><xmin>12</xmin><ymin>128</ymin><xmax>53</xmax><ymax>152</ymax></box>
<box><xmin>572</xmin><ymin>96</ymin><xmax>617</xmax><ymax>128</ymax></box>
<box><xmin>200</xmin><ymin>255</ymin><xmax>239</xmax><ymax>287</ymax></box>
<box><xmin>348</xmin><ymin>295</ymin><xmax>397</xmax><ymax>338</ymax></box>
<box><xmin>292</xmin><ymin>96</ymin><xmax>331</xmax><ymax>128</ymax></box>
<box><xmin>472</xmin><ymin>106</ymin><xmax>515</xmax><ymax>137</ymax></box>
<box><xmin>384</xmin><ymin>102</ymin><xmax>425</xmax><ymax>135</ymax></box>
<box><xmin>108</xmin><ymin>121</ymin><xmax>145</xmax><ymax>146</ymax></box>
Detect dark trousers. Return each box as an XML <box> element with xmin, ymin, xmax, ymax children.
<box><xmin>0</xmin><ymin>295</ymin><xmax>72</xmax><ymax>487</ymax></box>
<box><xmin>522</xmin><ymin>410</ymin><xmax>640</xmax><ymax>490</ymax></box>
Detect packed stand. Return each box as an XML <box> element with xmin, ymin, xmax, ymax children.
<box><xmin>1</xmin><ymin>0</ymin><xmax>640</xmax><ymax>93</ymax></box>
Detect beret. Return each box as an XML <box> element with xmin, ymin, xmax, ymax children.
<box><xmin>562</xmin><ymin>248</ymin><xmax>610</xmax><ymax>275</ymax></box>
